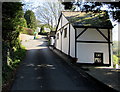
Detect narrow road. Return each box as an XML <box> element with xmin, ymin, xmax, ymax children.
<box><xmin>11</xmin><ymin>35</ymin><xmax>116</xmax><ymax>91</ymax></box>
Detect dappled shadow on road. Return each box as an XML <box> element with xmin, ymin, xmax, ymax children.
<box><xmin>37</xmin><ymin>41</ymin><xmax>48</xmax><ymax>47</ymax></box>
<box><xmin>22</xmin><ymin>47</ymin><xmax>57</xmax><ymax>72</ymax></box>
<box><xmin>26</xmin><ymin>63</ymin><xmax>56</xmax><ymax>70</ymax></box>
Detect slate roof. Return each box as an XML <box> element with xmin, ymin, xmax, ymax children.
<box><xmin>62</xmin><ymin>11</ymin><xmax>113</xmax><ymax>28</ymax></box>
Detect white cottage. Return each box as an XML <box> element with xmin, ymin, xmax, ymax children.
<box><xmin>55</xmin><ymin>11</ymin><xmax>113</xmax><ymax>66</ymax></box>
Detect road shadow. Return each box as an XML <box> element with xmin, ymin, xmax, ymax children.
<box><xmin>37</xmin><ymin>42</ymin><xmax>48</xmax><ymax>47</ymax></box>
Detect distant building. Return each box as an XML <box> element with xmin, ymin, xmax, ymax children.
<box><xmin>48</xmin><ymin>31</ymin><xmax>56</xmax><ymax>46</ymax></box>
<box><xmin>44</xmin><ymin>28</ymin><xmax>51</xmax><ymax>33</ymax></box>
<box><xmin>55</xmin><ymin>11</ymin><xmax>113</xmax><ymax>66</ymax></box>
<box><xmin>36</xmin><ymin>27</ymin><xmax>41</xmax><ymax>33</ymax></box>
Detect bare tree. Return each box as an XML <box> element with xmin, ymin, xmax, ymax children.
<box><xmin>36</xmin><ymin>1</ymin><xmax>64</xmax><ymax>29</ymax></box>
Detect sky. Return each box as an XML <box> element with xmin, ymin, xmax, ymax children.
<box><xmin>21</xmin><ymin>0</ymin><xmax>119</xmax><ymax>41</ymax></box>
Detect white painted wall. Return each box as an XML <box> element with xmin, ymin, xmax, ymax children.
<box><xmin>70</xmin><ymin>24</ymin><xmax>75</xmax><ymax>57</ymax></box>
<box><xmin>56</xmin><ymin>31</ymin><xmax>61</xmax><ymax>50</ymax></box>
<box><xmin>56</xmin><ymin>15</ymin><xmax>76</xmax><ymax>57</ymax></box>
<box><xmin>77</xmin><ymin>43</ymin><xmax>109</xmax><ymax>64</ymax></box>
<box><xmin>76</xmin><ymin>28</ymin><xmax>112</xmax><ymax>64</ymax></box>
<box><xmin>76</xmin><ymin>28</ymin><xmax>109</xmax><ymax>41</ymax></box>
<box><xmin>62</xmin><ymin>14</ymin><xmax>69</xmax><ymax>26</ymax></box>
<box><xmin>57</xmin><ymin>14</ymin><xmax>69</xmax><ymax>31</ymax></box>
<box><xmin>56</xmin><ymin>14</ymin><xmax>70</xmax><ymax>55</ymax></box>
<box><xmin>50</xmin><ymin>37</ymin><xmax>55</xmax><ymax>46</ymax></box>
<box><xmin>111</xmin><ymin>44</ymin><xmax>113</xmax><ymax>67</ymax></box>
<box><xmin>62</xmin><ymin>25</ymin><xmax>69</xmax><ymax>54</ymax></box>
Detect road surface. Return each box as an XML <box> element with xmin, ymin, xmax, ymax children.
<box><xmin>11</xmin><ymin>35</ymin><xmax>116</xmax><ymax>91</ymax></box>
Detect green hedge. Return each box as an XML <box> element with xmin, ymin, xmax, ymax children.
<box><xmin>2</xmin><ymin>44</ymin><xmax>26</xmax><ymax>88</ymax></box>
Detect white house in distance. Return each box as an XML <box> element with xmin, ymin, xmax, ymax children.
<box><xmin>44</xmin><ymin>28</ymin><xmax>51</xmax><ymax>33</ymax></box>
<box><xmin>48</xmin><ymin>31</ymin><xmax>56</xmax><ymax>46</ymax></box>
<box><xmin>55</xmin><ymin>11</ymin><xmax>113</xmax><ymax>66</ymax></box>
<box><xmin>36</xmin><ymin>27</ymin><xmax>41</xmax><ymax>33</ymax></box>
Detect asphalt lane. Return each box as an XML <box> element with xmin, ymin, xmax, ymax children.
<box><xmin>11</xmin><ymin>35</ymin><xmax>116</xmax><ymax>91</ymax></box>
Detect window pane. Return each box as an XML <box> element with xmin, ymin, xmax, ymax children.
<box><xmin>94</xmin><ymin>52</ymin><xmax>103</xmax><ymax>64</ymax></box>
<box><xmin>57</xmin><ymin>33</ymin><xmax>59</xmax><ymax>39</ymax></box>
<box><xmin>64</xmin><ymin>28</ymin><xmax>67</xmax><ymax>38</ymax></box>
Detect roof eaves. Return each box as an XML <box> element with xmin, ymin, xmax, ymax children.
<box><xmin>73</xmin><ymin>25</ymin><xmax>113</xmax><ymax>29</ymax></box>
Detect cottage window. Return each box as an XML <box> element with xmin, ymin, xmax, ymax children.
<box><xmin>94</xmin><ymin>52</ymin><xmax>103</xmax><ymax>64</ymax></box>
<box><xmin>64</xmin><ymin>28</ymin><xmax>67</xmax><ymax>38</ymax></box>
<box><xmin>57</xmin><ymin>33</ymin><xmax>59</xmax><ymax>39</ymax></box>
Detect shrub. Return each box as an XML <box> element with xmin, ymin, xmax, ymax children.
<box><xmin>113</xmin><ymin>55</ymin><xmax>119</xmax><ymax>65</ymax></box>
